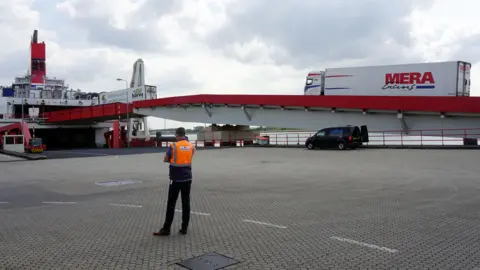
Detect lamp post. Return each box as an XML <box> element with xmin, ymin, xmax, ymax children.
<box><xmin>21</xmin><ymin>97</ymin><xmax>24</xmax><ymax>135</ymax></box>
<box><xmin>116</xmin><ymin>78</ymin><xmax>130</xmax><ymax>147</ymax></box>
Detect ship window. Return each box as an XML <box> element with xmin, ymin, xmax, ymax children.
<box><xmin>306</xmin><ymin>78</ymin><xmax>313</xmax><ymax>85</ymax></box>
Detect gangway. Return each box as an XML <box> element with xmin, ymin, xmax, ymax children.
<box><xmin>44</xmin><ymin>103</ymin><xmax>133</xmax><ymax>124</ymax></box>
<box><xmin>0</xmin><ymin>123</ymin><xmax>21</xmax><ymax>134</ymax></box>
<box><xmin>45</xmin><ymin>94</ymin><xmax>480</xmax><ymax>138</ymax></box>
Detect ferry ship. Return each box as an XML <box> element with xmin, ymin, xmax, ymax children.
<box><xmin>0</xmin><ymin>30</ymin><xmax>157</xmax><ymax>150</ymax></box>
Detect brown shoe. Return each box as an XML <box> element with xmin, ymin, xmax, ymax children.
<box><xmin>153</xmin><ymin>228</ymin><xmax>170</xmax><ymax>236</ymax></box>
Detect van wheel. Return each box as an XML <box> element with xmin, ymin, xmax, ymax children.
<box><xmin>337</xmin><ymin>142</ymin><xmax>345</xmax><ymax>150</ymax></box>
<box><xmin>307</xmin><ymin>142</ymin><xmax>314</xmax><ymax>150</ymax></box>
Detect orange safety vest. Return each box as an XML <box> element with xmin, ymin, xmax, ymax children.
<box><xmin>169</xmin><ymin>140</ymin><xmax>195</xmax><ymax>167</ymax></box>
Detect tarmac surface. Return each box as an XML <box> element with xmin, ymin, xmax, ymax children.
<box><xmin>0</xmin><ymin>153</ymin><xmax>24</xmax><ymax>162</ymax></box>
<box><xmin>0</xmin><ymin>147</ymin><xmax>479</xmax><ymax>269</ymax></box>
<box><xmin>41</xmin><ymin>147</ymin><xmax>171</xmax><ymax>159</ymax></box>
<box><xmin>40</xmin><ymin>146</ymin><xmax>224</xmax><ymax>160</ymax></box>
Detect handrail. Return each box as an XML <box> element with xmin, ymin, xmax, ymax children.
<box><xmin>138</xmin><ymin>127</ymin><xmax>480</xmax><ymax>148</ymax></box>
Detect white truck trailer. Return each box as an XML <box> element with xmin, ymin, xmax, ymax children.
<box><xmin>304</xmin><ymin>61</ymin><xmax>471</xmax><ymax>96</ymax></box>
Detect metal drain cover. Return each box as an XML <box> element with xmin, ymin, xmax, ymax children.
<box><xmin>94</xmin><ymin>180</ymin><xmax>141</xmax><ymax>187</ymax></box>
<box><xmin>177</xmin><ymin>252</ymin><xmax>240</xmax><ymax>270</ymax></box>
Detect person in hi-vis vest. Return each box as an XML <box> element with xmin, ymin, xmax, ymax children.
<box><xmin>153</xmin><ymin>127</ymin><xmax>195</xmax><ymax>236</ymax></box>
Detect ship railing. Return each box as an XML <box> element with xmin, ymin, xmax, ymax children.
<box><xmin>7</xmin><ymin>96</ymin><xmax>100</xmax><ymax>103</ymax></box>
<box><xmin>0</xmin><ymin>113</ymin><xmax>52</xmax><ymax>120</ymax></box>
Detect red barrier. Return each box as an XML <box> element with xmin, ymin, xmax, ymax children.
<box><xmin>44</xmin><ymin>103</ymin><xmax>132</xmax><ymax>123</ymax></box>
<box><xmin>1</xmin><ymin>105</ymin><xmax>131</xmax><ymax>122</ymax></box>
<box><xmin>134</xmin><ymin>94</ymin><xmax>480</xmax><ymax>114</ymax></box>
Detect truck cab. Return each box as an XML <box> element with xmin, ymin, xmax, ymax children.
<box><xmin>304</xmin><ymin>71</ymin><xmax>325</xmax><ymax>95</ymax></box>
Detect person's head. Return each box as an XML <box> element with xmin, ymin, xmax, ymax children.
<box><xmin>175</xmin><ymin>127</ymin><xmax>186</xmax><ymax>139</ymax></box>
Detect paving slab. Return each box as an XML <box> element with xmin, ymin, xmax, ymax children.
<box><xmin>0</xmin><ymin>148</ymin><xmax>479</xmax><ymax>269</ymax></box>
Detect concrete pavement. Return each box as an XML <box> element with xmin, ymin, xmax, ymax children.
<box><xmin>0</xmin><ymin>153</ymin><xmax>24</xmax><ymax>162</ymax></box>
<box><xmin>0</xmin><ymin>148</ymin><xmax>479</xmax><ymax>269</ymax></box>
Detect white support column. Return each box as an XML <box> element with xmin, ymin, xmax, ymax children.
<box><xmin>143</xmin><ymin>116</ymin><xmax>150</xmax><ymax>141</ymax></box>
<box><xmin>95</xmin><ymin>127</ymin><xmax>109</xmax><ymax>148</ymax></box>
<box><xmin>397</xmin><ymin>110</ymin><xmax>409</xmax><ymax>134</ymax></box>
<box><xmin>127</xmin><ymin>118</ymin><xmax>134</xmax><ymax>144</ymax></box>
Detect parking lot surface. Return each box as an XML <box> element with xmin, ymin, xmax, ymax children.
<box><xmin>0</xmin><ymin>153</ymin><xmax>24</xmax><ymax>162</ymax></box>
<box><xmin>41</xmin><ymin>146</ymin><xmax>225</xmax><ymax>159</ymax></box>
<box><xmin>41</xmin><ymin>147</ymin><xmax>170</xmax><ymax>159</ymax></box>
<box><xmin>0</xmin><ymin>148</ymin><xmax>479</xmax><ymax>269</ymax></box>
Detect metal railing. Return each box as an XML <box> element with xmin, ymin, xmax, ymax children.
<box><xmin>140</xmin><ymin>127</ymin><xmax>480</xmax><ymax>148</ymax></box>
<box><xmin>0</xmin><ymin>113</ymin><xmax>52</xmax><ymax>120</ymax></box>
<box><xmin>365</xmin><ymin>128</ymin><xmax>480</xmax><ymax>146</ymax></box>
<box><xmin>259</xmin><ymin>128</ymin><xmax>480</xmax><ymax>146</ymax></box>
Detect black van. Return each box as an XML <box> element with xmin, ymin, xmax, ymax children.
<box><xmin>305</xmin><ymin>125</ymin><xmax>369</xmax><ymax>150</ymax></box>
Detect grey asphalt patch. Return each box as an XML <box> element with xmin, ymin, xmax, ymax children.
<box><xmin>41</xmin><ymin>146</ymin><xmax>222</xmax><ymax>159</ymax></box>
<box><xmin>95</xmin><ymin>179</ymin><xmax>142</xmax><ymax>187</ymax></box>
<box><xmin>0</xmin><ymin>186</ymin><xmax>75</xmax><ymax>208</ymax></box>
<box><xmin>0</xmin><ymin>153</ymin><xmax>24</xmax><ymax>162</ymax></box>
<box><xmin>42</xmin><ymin>147</ymin><xmax>169</xmax><ymax>159</ymax></box>
<box><xmin>0</xmin><ymin>148</ymin><xmax>479</xmax><ymax>269</ymax></box>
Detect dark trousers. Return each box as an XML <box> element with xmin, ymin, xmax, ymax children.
<box><xmin>163</xmin><ymin>180</ymin><xmax>192</xmax><ymax>230</ymax></box>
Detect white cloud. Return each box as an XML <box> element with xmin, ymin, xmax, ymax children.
<box><xmin>408</xmin><ymin>0</ymin><xmax>480</xmax><ymax>61</ymax></box>
<box><xmin>0</xmin><ymin>0</ymin><xmax>479</xmax><ymax>129</ymax></box>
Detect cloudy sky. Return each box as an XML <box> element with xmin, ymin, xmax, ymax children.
<box><xmin>0</xmin><ymin>0</ymin><xmax>479</xmax><ymax>129</ymax></box>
